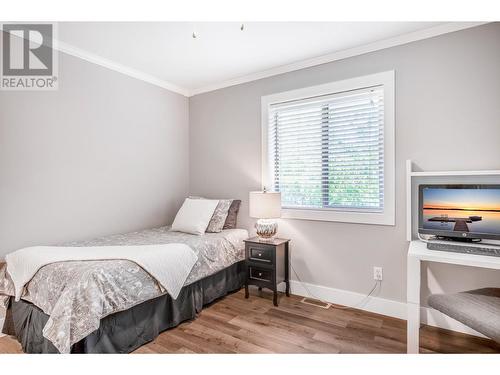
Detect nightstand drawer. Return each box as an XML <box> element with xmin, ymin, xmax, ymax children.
<box><xmin>248</xmin><ymin>244</ymin><xmax>274</xmax><ymax>264</ymax></box>
<box><xmin>248</xmin><ymin>266</ymin><xmax>273</xmax><ymax>283</ymax></box>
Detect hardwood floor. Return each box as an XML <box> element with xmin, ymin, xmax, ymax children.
<box><xmin>1</xmin><ymin>288</ymin><xmax>499</xmax><ymax>354</ymax></box>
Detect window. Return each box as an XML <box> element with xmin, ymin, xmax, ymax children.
<box><xmin>262</xmin><ymin>72</ymin><xmax>395</xmax><ymax>225</ymax></box>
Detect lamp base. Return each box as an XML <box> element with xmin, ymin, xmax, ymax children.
<box><xmin>255</xmin><ymin>219</ymin><xmax>278</xmax><ymax>240</ymax></box>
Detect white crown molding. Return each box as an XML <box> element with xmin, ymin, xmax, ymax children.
<box><xmin>56</xmin><ymin>41</ymin><xmax>191</xmax><ymax>97</ymax></box>
<box><xmin>2</xmin><ymin>22</ymin><xmax>487</xmax><ymax>97</ymax></box>
<box><xmin>189</xmin><ymin>22</ymin><xmax>487</xmax><ymax>96</ymax></box>
<box><xmin>0</xmin><ymin>24</ymin><xmax>190</xmax><ymax>96</ymax></box>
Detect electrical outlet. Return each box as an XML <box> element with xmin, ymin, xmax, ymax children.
<box><xmin>373</xmin><ymin>266</ymin><xmax>383</xmax><ymax>281</ymax></box>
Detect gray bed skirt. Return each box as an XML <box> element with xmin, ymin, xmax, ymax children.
<box><xmin>2</xmin><ymin>260</ymin><xmax>245</xmax><ymax>354</ymax></box>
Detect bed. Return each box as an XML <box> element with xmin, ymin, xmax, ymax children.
<box><xmin>0</xmin><ymin>225</ymin><xmax>248</xmax><ymax>353</ymax></box>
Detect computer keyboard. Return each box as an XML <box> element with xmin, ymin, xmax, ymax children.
<box><xmin>427</xmin><ymin>241</ymin><xmax>500</xmax><ymax>257</ymax></box>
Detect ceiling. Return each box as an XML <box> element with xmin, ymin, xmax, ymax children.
<box><xmin>56</xmin><ymin>22</ymin><xmax>469</xmax><ymax>96</ymax></box>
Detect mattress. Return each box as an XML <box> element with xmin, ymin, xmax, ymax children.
<box><xmin>0</xmin><ymin>225</ymin><xmax>248</xmax><ymax>353</ymax></box>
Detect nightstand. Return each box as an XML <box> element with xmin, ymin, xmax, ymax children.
<box><xmin>244</xmin><ymin>237</ymin><xmax>290</xmax><ymax>306</ymax></box>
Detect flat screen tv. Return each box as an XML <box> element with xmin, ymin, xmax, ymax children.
<box><xmin>418</xmin><ymin>184</ymin><xmax>500</xmax><ymax>241</ymax></box>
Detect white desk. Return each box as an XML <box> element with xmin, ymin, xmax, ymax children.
<box><xmin>406</xmin><ymin>240</ymin><xmax>500</xmax><ymax>353</ymax></box>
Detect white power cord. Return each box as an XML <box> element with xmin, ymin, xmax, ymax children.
<box><xmin>417</xmin><ymin>233</ymin><xmax>431</xmax><ymax>243</ymax></box>
<box><xmin>290</xmin><ymin>263</ymin><xmax>381</xmax><ymax>311</ymax></box>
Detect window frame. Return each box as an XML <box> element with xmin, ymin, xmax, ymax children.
<box><xmin>261</xmin><ymin>71</ymin><xmax>395</xmax><ymax>226</ymax></box>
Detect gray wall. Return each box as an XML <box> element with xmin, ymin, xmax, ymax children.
<box><xmin>189</xmin><ymin>23</ymin><xmax>500</xmax><ymax>304</ymax></box>
<box><xmin>0</xmin><ymin>52</ymin><xmax>189</xmax><ymax>258</ymax></box>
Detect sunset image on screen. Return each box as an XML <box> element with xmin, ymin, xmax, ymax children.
<box><xmin>422</xmin><ymin>188</ymin><xmax>500</xmax><ymax>234</ymax></box>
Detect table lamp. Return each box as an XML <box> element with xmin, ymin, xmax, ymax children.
<box><xmin>249</xmin><ymin>190</ymin><xmax>281</xmax><ymax>240</ymax></box>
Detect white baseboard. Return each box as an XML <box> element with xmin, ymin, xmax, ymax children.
<box><xmin>282</xmin><ymin>280</ymin><xmax>407</xmax><ymax>319</ymax></box>
<box><xmin>280</xmin><ymin>280</ymin><xmax>484</xmax><ymax>338</ymax></box>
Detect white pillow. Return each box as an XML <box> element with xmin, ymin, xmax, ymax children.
<box><xmin>171</xmin><ymin>198</ymin><xmax>219</xmax><ymax>235</ymax></box>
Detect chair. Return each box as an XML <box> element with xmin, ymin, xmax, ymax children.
<box><xmin>428</xmin><ymin>288</ymin><xmax>500</xmax><ymax>343</ymax></box>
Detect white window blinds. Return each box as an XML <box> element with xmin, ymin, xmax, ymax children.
<box><xmin>268</xmin><ymin>86</ymin><xmax>384</xmax><ymax>212</ymax></box>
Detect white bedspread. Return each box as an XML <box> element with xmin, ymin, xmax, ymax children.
<box><xmin>6</xmin><ymin>243</ymin><xmax>198</xmax><ymax>301</ymax></box>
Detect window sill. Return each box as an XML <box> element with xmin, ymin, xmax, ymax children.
<box><xmin>281</xmin><ymin>208</ymin><xmax>395</xmax><ymax>226</ymax></box>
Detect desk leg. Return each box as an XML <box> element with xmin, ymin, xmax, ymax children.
<box><xmin>407</xmin><ymin>303</ymin><xmax>420</xmax><ymax>353</ymax></box>
<box><xmin>407</xmin><ymin>256</ymin><xmax>421</xmax><ymax>354</ymax></box>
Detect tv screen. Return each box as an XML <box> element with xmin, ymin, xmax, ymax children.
<box><xmin>418</xmin><ymin>184</ymin><xmax>500</xmax><ymax>240</ymax></box>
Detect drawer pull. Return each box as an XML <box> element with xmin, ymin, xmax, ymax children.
<box><xmin>249</xmin><ymin>247</ymin><xmax>272</xmax><ymax>263</ymax></box>
<box><xmin>249</xmin><ymin>267</ymin><xmax>271</xmax><ymax>282</ymax></box>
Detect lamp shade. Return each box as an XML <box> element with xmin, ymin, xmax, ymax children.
<box><xmin>249</xmin><ymin>191</ymin><xmax>281</xmax><ymax>219</ymax></box>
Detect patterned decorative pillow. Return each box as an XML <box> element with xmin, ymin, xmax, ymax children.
<box><xmin>223</xmin><ymin>200</ymin><xmax>241</xmax><ymax>230</ymax></box>
<box><xmin>206</xmin><ymin>199</ymin><xmax>233</xmax><ymax>233</ymax></box>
